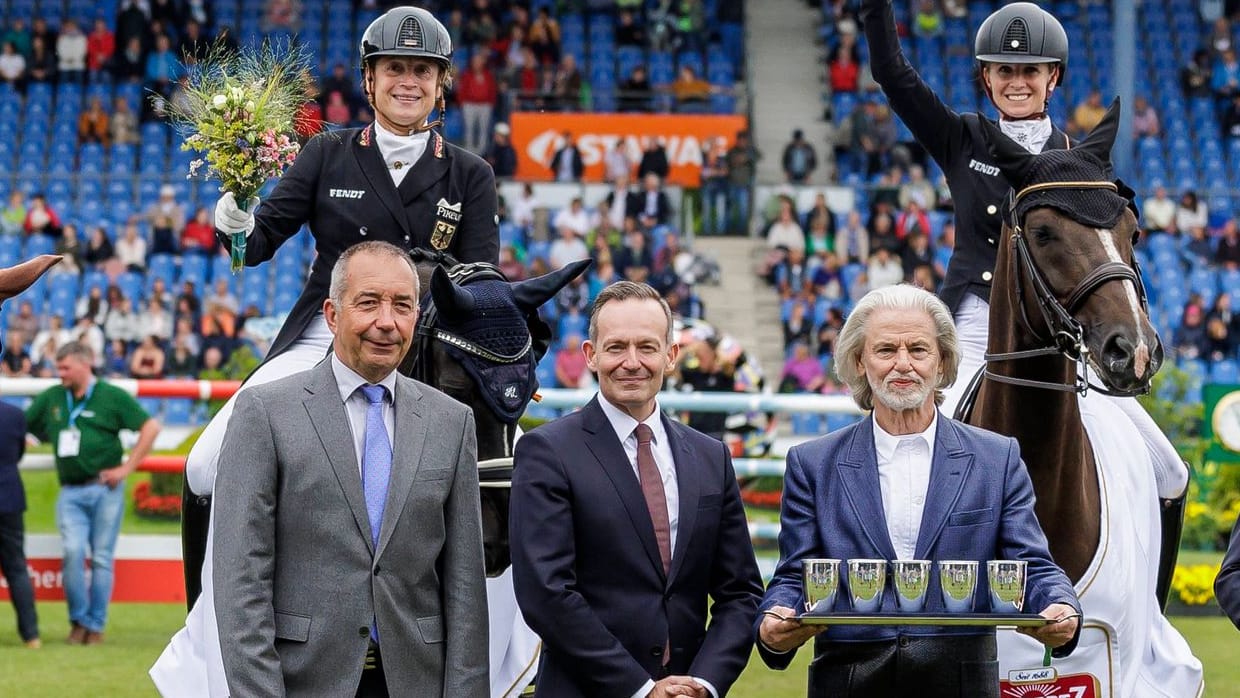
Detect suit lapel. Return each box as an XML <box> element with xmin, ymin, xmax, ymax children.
<box><xmin>303</xmin><ymin>361</ymin><xmax>374</xmax><ymax>554</ymax></box>
<box><xmin>374</xmin><ymin>375</ymin><xmax>426</xmax><ymax>561</ymax></box>
<box><xmin>914</xmin><ymin>416</ymin><xmax>974</xmax><ymax>558</ymax></box>
<box><xmin>580</xmin><ymin>398</ymin><xmax>666</xmax><ymax>578</ymax></box>
<box><xmin>665</xmin><ymin>417</ymin><xmax>698</xmax><ymax>584</ymax></box>
<box><xmin>837</xmin><ymin>418</ymin><xmax>898</xmax><ymax>560</ymax></box>
<box><xmin>352</xmin><ymin>125</ymin><xmax>413</xmax><ymax>238</ymax></box>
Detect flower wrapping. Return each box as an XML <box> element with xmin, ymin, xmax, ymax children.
<box><xmin>167</xmin><ymin>41</ymin><xmax>315</xmax><ymax>273</ymax></box>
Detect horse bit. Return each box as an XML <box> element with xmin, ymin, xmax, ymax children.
<box><xmin>982</xmin><ymin>180</ymin><xmax>1151</xmax><ymax>398</ymax></box>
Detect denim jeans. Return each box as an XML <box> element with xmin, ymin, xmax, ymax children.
<box><xmin>0</xmin><ymin>511</ymin><xmax>39</xmax><ymax>641</ymax></box>
<box><xmin>701</xmin><ymin>180</ymin><xmax>729</xmax><ymax>235</ymax></box>
<box><xmin>55</xmin><ymin>482</ymin><xmax>125</xmax><ymax>633</ymax></box>
<box><xmin>727</xmin><ymin>184</ymin><xmax>751</xmax><ymax>235</ymax></box>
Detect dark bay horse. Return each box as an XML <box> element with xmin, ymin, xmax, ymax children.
<box><xmin>403</xmin><ymin>251</ymin><xmax>592</xmax><ymax>576</ymax></box>
<box><xmin>962</xmin><ymin>102</ymin><xmax>1201</xmax><ymax>695</ymax></box>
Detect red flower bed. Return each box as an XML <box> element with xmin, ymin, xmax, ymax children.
<box><xmin>133</xmin><ymin>480</ymin><xmax>182</xmax><ymax>519</ymax></box>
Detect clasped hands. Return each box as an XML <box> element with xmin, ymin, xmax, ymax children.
<box><xmin>647</xmin><ymin>676</ymin><xmax>709</xmax><ymax>697</ymax></box>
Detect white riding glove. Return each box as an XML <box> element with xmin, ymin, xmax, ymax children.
<box><xmin>214</xmin><ymin>192</ymin><xmax>260</xmax><ymax>237</ymax></box>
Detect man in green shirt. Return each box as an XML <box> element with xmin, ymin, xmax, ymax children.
<box><xmin>25</xmin><ymin>342</ymin><xmax>160</xmax><ymax>645</ymax></box>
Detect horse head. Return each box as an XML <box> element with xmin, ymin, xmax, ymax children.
<box><xmin>0</xmin><ymin>254</ymin><xmax>61</xmax><ymax>353</ymax></box>
<box><xmin>980</xmin><ymin>99</ymin><xmax>1162</xmax><ymax>395</ymax></box>
<box><xmin>402</xmin><ymin>251</ymin><xmax>591</xmax><ymax>575</ymax></box>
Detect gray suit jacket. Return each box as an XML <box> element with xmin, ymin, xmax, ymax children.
<box><xmin>213</xmin><ymin>359</ymin><xmax>489</xmax><ymax>697</ymax></box>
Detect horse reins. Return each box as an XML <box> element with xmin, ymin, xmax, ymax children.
<box><xmin>983</xmin><ymin>180</ymin><xmax>1150</xmax><ymax>397</ymax></box>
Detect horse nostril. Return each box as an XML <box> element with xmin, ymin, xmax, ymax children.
<box><xmin>1102</xmin><ymin>334</ymin><xmax>1134</xmax><ymax>373</ymax></box>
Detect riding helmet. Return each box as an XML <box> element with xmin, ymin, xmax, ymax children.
<box><xmin>974</xmin><ymin>2</ymin><xmax>1068</xmax><ymax>85</ymax></box>
<box><xmin>359</xmin><ymin>6</ymin><xmax>453</xmax><ymax>69</ymax></box>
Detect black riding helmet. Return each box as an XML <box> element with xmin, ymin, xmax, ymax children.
<box><xmin>359</xmin><ymin>6</ymin><xmax>453</xmax><ymax>131</ymax></box>
<box><xmin>974</xmin><ymin>2</ymin><xmax>1069</xmax><ymax>86</ymax></box>
<box><xmin>360</xmin><ymin>6</ymin><xmax>453</xmax><ymax>68</ymax></box>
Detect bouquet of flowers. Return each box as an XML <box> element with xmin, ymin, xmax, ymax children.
<box><xmin>167</xmin><ymin>41</ymin><xmax>315</xmax><ymax>273</ymax></box>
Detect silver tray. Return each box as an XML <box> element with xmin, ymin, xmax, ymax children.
<box><xmin>794</xmin><ymin>612</ymin><xmax>1051</xmax><ymax>627</ymax></box>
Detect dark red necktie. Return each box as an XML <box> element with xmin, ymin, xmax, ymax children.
<box><xmin>635</xmin><ymin>423</ymin><xmax>671</xmax><ymax>575</ymax></box>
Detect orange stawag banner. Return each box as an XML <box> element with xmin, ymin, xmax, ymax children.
<box><xmin>510</xmin><ymin>113</ymin><xmax>749</xmax><ymax>187</ymax></box>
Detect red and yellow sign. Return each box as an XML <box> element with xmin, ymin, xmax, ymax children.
<box><xmin>0</xmin><ymin>535</ymin><xmax>185</xmax><ymax>603</ymax></box>
<box><xmin>1000</xmin><ymin>672</ymin><xmax>1099</xmax><ymax>697</ymax></box>
<box><xmin>510</xmin><ymin>112</ymin><xmax>748</xmax><ymax>187</ymax></box>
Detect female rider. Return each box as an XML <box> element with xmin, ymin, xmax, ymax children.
<box><xmin>859</xmin><ymin>0</ymin><xmax>1186</xmax><ymax>504</ymax></box>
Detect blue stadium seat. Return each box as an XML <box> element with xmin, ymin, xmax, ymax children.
<box><xmin>1211</xmin><ymin>359</ymin><xmax>1240</xmax><ymax>384</ymax></box>
<box><xmin>179</xmin><ymin>255</ymin><xmax>209</xmax><ymax>288</ymax></box>
<box><xmin>116</xmin><ymin>272</ymin><xmax>145</xmax><ymax>303</ymax></box>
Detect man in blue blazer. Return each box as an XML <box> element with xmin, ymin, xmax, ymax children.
<box><xmin>511</xmin><ymin>281</ymin><xmax>763</xmax><ymax>698</ymax></box>
<box><xmin>1216</xmin><ymin>513</ymin><xmax>1240</xmax><ymax>629</ymax></box>
<box><xmin>0</xmin><ymin>399</ymin><xmax>40</xmax><ymax>648</ymax></box>
<box><xmin>757</xmin><ymin>285</ymin><xmax>1081</xmax><ymax>698</ymax></box>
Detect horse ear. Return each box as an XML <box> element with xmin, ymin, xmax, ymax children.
<box><xmin>430</xmin><ymin>264</ymin><xmax>475</xmax><ymax>316</ymax></box>
<box><xmin>1076</xmin><ymin>96</ymin><xmax>1121</xmax><ymax>164</ymax></box>
<box><xmin>977</xmin><ymin>117</ymin><xmax>1035</xmax><ymax>186</ymax></box>
<box><xmin>0</xmin><ymin>254</ymin><xmax>61</xmax><ymax>305</ymax></box>
<box><xmin>512</xmin><ymin>258</ymin><xmax>594</xmax><ymax>312</ymax></box>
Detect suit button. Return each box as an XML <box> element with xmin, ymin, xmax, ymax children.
<box><xmin>899</xmin><ymin>636</ymin><xmax>910</xmax><ymax>648</ymax></box>
<box><xmin>987</xmin><ymin>204</ymin><xmax>998</xmax><ymax>215</ymax></box>
<box><xmin>982</xmin><ymin>271</ymin><xmax>993</xmax><ymax>281</ymax></box>
<box><xmin>650</xmin><ymin>646</ymin><xmax>663</xmax><ymax>657</ymax></box>
<box><xmin>358</xmin><ymin>626</ymin><xmax>369</xmax><ymax>637</ymax></box>
<box><xmin>374</xmin><ymin>566</ymin><xmax>381</xmax><ymax>575</ymax></box>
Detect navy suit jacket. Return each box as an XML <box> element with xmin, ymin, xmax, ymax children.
<box><xmin>758</xmin><ymin>413</ymin><xmax>1081</xmax><ymax>669</ymax></box>
<box><xmin>510</xmin><ymin>397</ymin><xmax>763</xmax><ymax>698</ymax></box>
<box><xmin>1215</xmin><ymin>512</ymin><xmax>1240</xmax><ymax>629</ymax></box>
<box><xmin>0</xmin><ymin>401</ymin><xmax>27</xmax><ymax>514</ymax></box>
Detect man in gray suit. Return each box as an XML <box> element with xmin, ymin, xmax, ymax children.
<box><xmin>213</xmin><ymin>240</ymin><xmax>488</xmax><ymax>697</ymax></box>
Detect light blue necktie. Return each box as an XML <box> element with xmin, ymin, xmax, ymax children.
<box><xmin>360</xmin><ymin>384</ymin><xmax>391</xmax><ymax>644</ymax></box>
<box><xmin>360</xmin><ymin>384</ymin><xmax>391</xmax><ymax>549</ymax></box>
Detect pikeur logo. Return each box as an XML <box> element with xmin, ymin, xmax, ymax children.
<box><xmin>330</xmin><ymin>189</ymin><xmax>366</xmax><ymax>199</ymax></box>
<box><xmin>969</xmin><ymin>159</ymin><xmax>1000</xmax><ymax>176</ymax></box>
<box><xmin>436</xmin><ymin>198</ymin><xmax>463</xmax><ymax>223</ymax></box>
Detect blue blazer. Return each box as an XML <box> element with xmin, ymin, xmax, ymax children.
<box><xmin>510</xmin><ymin>397</ymin><xmax>763</xmax><ymax>698</ymax></box>
<box><xmin>0</xmin><ymin>401</ymin><xmax>27</xmax><ymax>514</ymax></box>
<box><xmin>1215</xmin><ymin>512</ymin><xmax>1240</xmax><ymax>629</ymax></box>
<box><xmin>757</xmin><ymin>413</ymin><xmax>1081</xmax><ymax>668</ymax></box>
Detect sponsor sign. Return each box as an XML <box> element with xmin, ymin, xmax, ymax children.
<box><xmin>510</xmin><ymin>113</ymin><xmax>749</xmax><ymax>187</ymax></box>
<box><xmin>1000</xmin><ymin>672</ymin><xmax>1099</xmax><ymax>698</ymax></box>
<box><xmin>0</xmin><ymin>534</ymin><xmax>185</xmax><ymax>603</ymax></box>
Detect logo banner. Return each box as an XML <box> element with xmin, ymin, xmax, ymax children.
<box><xmin>511</xmin><ymin>113</ymin><xmax>749</xmax><ymax>187</ymax></box>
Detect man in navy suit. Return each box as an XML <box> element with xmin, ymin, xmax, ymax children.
<box><xmin>756</xmin><ymin>284</ymin><xmax>1081</xmax><ymax>698</ymax></box>
<box><xmin>1216</xmin><ymin>513</ymin><xmax>1240</xmax><ymax>629</ymax></box>
<box><xmin>510</xmin><ymin>280</ymin><xmax>762</xmax><ymax>698</ymax></box>
<box><xmin>0</xmin><ymin>399</ymin><xmax>40</xmax><ymax>648</ymax></box>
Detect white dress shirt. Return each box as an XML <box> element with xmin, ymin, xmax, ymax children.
<box><xmin>596</xmin><ymin>396</ymin><xmax>718</xmax><ymax>698</ymax></box>
<box><xmin>331</xmin><ymin>354</ymin><xmax>397</xmax><ymax>476</ymax></box>
<box><xmin>374</xmin><ymin>121</ymin><xmax>430</xmax><ymax>188</ymax></box>
<box><xmin>873</xmin><ymin>413</ymin><xmax>938</xmax><ymax>561</ymax></box>
<box><xmin>598</xmin><ymin>396</ymin><xmax>679</xmax><ymax>553</ymax></box>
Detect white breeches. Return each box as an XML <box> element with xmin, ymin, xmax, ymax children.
<box><xmin>184</xmin><ymin>315</ymin><xmax>334</xmax><ymax>496</ymax></box>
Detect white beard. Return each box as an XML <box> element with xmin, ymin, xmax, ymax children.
<box><xmin>872</xmin><ymin>372</ymin><xmax>934</xmax><ymax>411</ymax></box>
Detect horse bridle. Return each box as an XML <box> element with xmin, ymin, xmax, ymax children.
<box><xmin>411</xmin><ymin>261</ymin><xmax>534</xmax><ymax>386</ymax></box>
<box><xmin>982</xmin><ymin>180</ymin><xmax>1151</xmax><ymax>397</ymax></box>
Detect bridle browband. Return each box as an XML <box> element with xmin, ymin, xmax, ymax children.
<box><xmin>982</xmin><ymin>179</ymin><xmax>1150</xmax><ymax>397</ymax></box>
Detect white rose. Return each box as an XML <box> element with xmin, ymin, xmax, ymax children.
<box><xmin>212</xmin><ymin>94</ymin><xmax>227</xmax><ymax>110</ymax></box>
<box><xmin>245</xmin><ymin>100</ymin><xmax>256</xmax><ymax>112</ymax></box>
